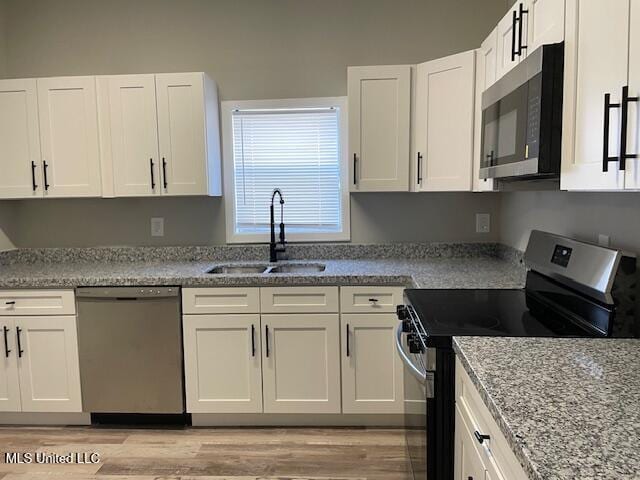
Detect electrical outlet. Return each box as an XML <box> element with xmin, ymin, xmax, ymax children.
<box><xmin>476</xmin><ymin>213</ymin><xmax>491</xmax><ymax>233</ymax></box>
<box><xmin>151</xmin><ymin>217</ymin><xmax>164</xmax><ymax>237</ymax></box>
<box><xmin>598</xmin><ymin>234</ymin><xmax>611</xmax><ymax>247</ymax></box>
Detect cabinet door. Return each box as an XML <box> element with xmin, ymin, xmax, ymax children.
<box><xmin>348</xmin><ymin>65</ymin><xmax>411</xmax><ymax>192</ymax></box>
<box><xmin>415</xmin><ymin>51</ymin><xmax>475</xmax><ymax>191</ymax></box>
<box><xmin>0</xmin><ymin>318</ymin><xmax>21</xmax><ymax>412</ymax></box>
<box><xmin>16</xmin><ymin>316</ymin><xmax>82</xmax><ymax>412</ymax></box>
<box><xmin>261</xmin><ymin>314</ymin><xmax>340</xmax><ymax>413</ymax></box>
<box><xmin>473</xmin><ymin>31</ymin><xmax>498</xmax><ymax>192</ymax></box>
<box><xmin>103</xmin><ymin>75</ymin><xmax>160</xmax><ymax>196</ymax></box>
<box><xmin>156</xmin><ymin>73</ymin><xmax>209</xmax><ymax>196</ymax></box>
<box><xmin>341</xmin><ymin>314</ymin><xmax>402</xmax><ymax>414</ymax></box>
<box><xmin>526</xmin><ymin>0</ymin><xmax>565</xmax><ymax>53</ymax></box>
<box><xmin>561</xmin><ymin>0</ymin><xmax>629</xmax><ymax>190</ymax></box>
<box><xmin>454</xmin><ymin>404</ymin><xmax>487</xmax><ymax>480</ymax></box>
<box><xmin>37</xmin><ymin>77</ymin><xmax>102</xmax><ymax>197</ymax></box>
<box><xmin>495</xmin><ymin>4</ymin><xmax>522</xmax><ymax>80</ymax></box>
<box><xmin>183</xmin><ymin>314</ymin><xmax>262</xmax><ymax>413</ymax></box>
<box><xmin>0</xmin><ymin>79</ymin><xmax>42</xmax><ymax>199</ymax></box>
<box><xmin>625</xmin><ymin>0</ymin><xmax>640</xmax><ymax>190</ymax></box>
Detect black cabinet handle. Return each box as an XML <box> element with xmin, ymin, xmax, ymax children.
<box><xmin>251</xmin><ymin>324</ymin><xmax>256</xmax><ymax>357</ymax></box>
<box><xmin>3</xmin><ymin>326</ymin><xmax>10</xmax><ymax>358</ymax></box>
<box><xmin>417</xmin><ymin>152</ymin><xmax>423</xmax><ymax>184</ymax></box>
<box><xmin>353</xmin><ymin>153</ymin><xmax>358</xmax><ymax>185</ymax></box>
<box><xmin>620</xmin><ymin>86</ymin><xmax>639</xmax><ymax>171</ymax></box>
<box><xmin>43</xmin><ymin>161</ymin><xmax>50</xmax><ymax>190</ymax></box>
<box><xmin>5</xmin><ymin>301</ymin><xmax>15</xmax><ymax>305</ymax></box>
<box><xmin>603</xmin><ymin>93</ymin><xmax>621</xmax><ymax>172</ymax></box>
<box><xmin>346</xmin><ymin>323</ymin><xmax>350</xmax><ymax>357</ymax></box>
<box><xmin>517</xmin><ymin>3</ymin><xmax>528</xmax><ymax>56</ymax></box>
<box><xmin>162</xmin><ymin>157</ymin><xmax>168</xmax><ymax>189</ymax></box>
<box><xmin>16</xmin><ymin>326</ymin><xmax>23</xmax><ymax>358</ymax></box>
<box><xmin>150</xmin><ymin>158</ymin><xmax>156</xmax><ymax>189</ymax></box>
<box><xmin>474</xmin><ymin>430</ymin><xmax>491</xmax><ymax>444</ymax></box>
<box><xmin>31</xmin><ymin>161</ymin><xmax>38</xmax><ymax>191</ymax></box>
<box><xmin>265</xmin><ymin>325</ymin><xmax>270</xmax><ymax>358</ymax></box>
<box><xmin>511</xmin><ymin>10</ymin><xmax>518</xmax><ymax>61</ymax></box>
<box><xmin>369</xmin><ymin>298</ymin><xmax>379</xmax><ymax>303</ymax></box>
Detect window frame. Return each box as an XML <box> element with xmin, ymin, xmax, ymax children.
<box><xmin>222</xmin><ymin>97</ymin><xmax>350</xmax><ymax>244</ymax></box>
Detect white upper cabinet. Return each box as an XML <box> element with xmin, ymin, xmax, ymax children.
<box><xmin>561</xmin><ymin>0</ymin><xmax>631</xmax><ymax>190</ymax></box>
<box><xmin>99</xmin><ymin>72</ymin><xmax>222</xmax><ymax>197</ymax></box>
<box><xmin>156</xmin><ymin>72</ymin><xmax>221</xmax><ymax>196</ymax></box>
<box><xmin>526</xmin><ymin>0</ymin><xmax>566</xmax><ymax>53</ymax></box>
<box><xmin>473</xmin><ymin>29</ymin><xmax>498</xmax><ymax>192</ymax></box>
<box><xmin>496</xmin><ymin>3</ymin><xmax>523</xmax><ymax>79</ymax></box>
<box><xmin>98</xmin><ymin>75</ymin><xmax>160</xmax><ymax>197</ymax></box>
<box><xmin>414</xmin><ymin>50</ymin><xmax>476</xmax><ymax>191</ymax></box>
<box><xmin>37</xmin><ymin>76</ymin><xmax>102</xmax><ymax>197</ymax></box>
<box><xmin>0</xmin><ymin>79</ymin><xmax>42</xmax><ymax>199</ymax></box>
<box><xmin>348</xmin><ymin>65</ymin><xmax>411</xmax><ymax>192</ymax></box>
<box><xmin>625</xmin><ymin>0</ymin><xmax>640</xmax><ymax>190</ymax></box>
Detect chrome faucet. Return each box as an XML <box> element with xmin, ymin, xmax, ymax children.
<box><xmin>270</xmin><ymin>189</ymin><xmax>287</xmax><ymax>262</ymax></box>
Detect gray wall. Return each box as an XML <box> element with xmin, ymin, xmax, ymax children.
<box><xmin>499</xmin><ymin>192</ymin><xmax>640</xmax><ymax>254</ymax></box>
<box><xmin>0</xmin><ymin>0</ymin><xmax>6</xmax><ymax>77</ymax></box>
<box><xmin>10</xmin><ymin>193</ymin><xmax>501</xmax><ymax>248</ymax></box>
<box><xmin>0</xmin><ymin>0</ymin><xmax>507</xmax><ymax>248</ymax></box>
<box><xmin>0</xmin><ymin>1</ymin><xmax>13</xmax><ymax>250</ymax></box>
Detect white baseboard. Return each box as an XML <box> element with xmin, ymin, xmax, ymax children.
<box><xmin>0</xmin><ymin>412</ymin><xmax>91</xmax><ymax>426</ymax></box>
<box><xmin>191</xmin><ymin>413</ymin><xmax>404</xmax><ymax>427</ymax></box>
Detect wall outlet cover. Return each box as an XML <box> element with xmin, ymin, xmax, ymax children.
<box><xmin>598</xmin><ymin>234</ymin><xmax>611</xmax><ymax>247</ymax></box>
<box><xmin>476</xmin><ymin>213</ymin><xmax>490</xmax><ymax>233</ymax></box>
<box><xmin>151</xmin><ymin>217</ymin><xmax>165</xmax><ymax>237</ymax></box>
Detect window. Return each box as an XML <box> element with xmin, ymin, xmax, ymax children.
<box><xmin>222</xmin><ymin>97</ymin><xmax>349</xmax><ymax>243</ymax></box>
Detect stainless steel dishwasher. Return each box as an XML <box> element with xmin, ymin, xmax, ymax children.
<box><xmin>76</xmin><ymin>287</ymin><xmax>184</xmax><ymax>414</ymax></box>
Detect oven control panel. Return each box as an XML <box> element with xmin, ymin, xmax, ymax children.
<box><xmin>551</xmin><ymin>244</ymin><xmax>573</xmax><ymax>268</ymax></box>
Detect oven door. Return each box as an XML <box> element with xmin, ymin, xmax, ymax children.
<box><xmin>396</xmin><ymin>324</ymin><xmax>434</xmax><ymax>480</ymax></box>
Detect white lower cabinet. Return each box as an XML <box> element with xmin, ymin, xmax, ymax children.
<box><xmin>261</xmin><ymin>313</ymin><xmax>341</xmax><ymax>414</ymax></box>
<box><xmin>340</xmin><ymin>314</ymin><xmax>403</xmax><ymax>414</ymax></box>
<box><xmin>0</xmin><ymin>318</ymin><xmax>21</xmax><ymax>412</ymax></box>
<box><xmin>0</xmin><ymin>290</ymin><xmax>82</xmax><ymax>414</ymax></box>
<box><xmin>183</xmin><ymin>314</ymin><xmax>262</xmax><ymax>413</ymax></box>
<box><xmin>455</xmin><ymin>357</ymin><xmax>527</xmax><ymax>480</ymax></box>
<box><xmin>12</xmin><ymin>316</ymin><xmax>82</xmax><ymax>413</ymax></box>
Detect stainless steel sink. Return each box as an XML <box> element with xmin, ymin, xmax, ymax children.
<box><xmin>207</xmin><ymin>265</ymin><xmax>269</xmax><ymax>274</ymax></box>
<box><xmin>268</xmin><ymin>264</ymin><xmax>326</xmax><ymax>274</ymax></box>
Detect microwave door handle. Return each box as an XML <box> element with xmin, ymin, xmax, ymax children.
<box><xmin>395</xmin><ymin>324</ymin><xmax>426</xmax><ymax>385</ymax></box>
<box><xmin>603</xmin><ymin>93</ymin><xmax>621</xmax><ymax>172</ymax></box>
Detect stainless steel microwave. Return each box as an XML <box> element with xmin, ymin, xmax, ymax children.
<box><xmin>480</xmin><ymin>42</ymin><xmax>564</xmax><ymax>180</ymax></box>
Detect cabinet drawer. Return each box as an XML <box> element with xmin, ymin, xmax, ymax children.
<box><xmin>455</xmin><ymin>357</ymin><xmax>528</xmax><ymax>480</ymax></box>
<box><xmin>260</xmin><ymin>287</ymin><xmax>339</xmax><ymax>314</ymax></box>
<box><xmin>0</xmin><ymin>290</ymin><xmax>76</xmax><ymax>316</ymax></box>
<box><xmin>340</xmin><ymin>286</ymin><xmax>404</xmax><ymax>313</ymax></box>
<box><xmin>182</xmin><ymin>288</ymin><xmax>260</xmax><ymax>314</ymax></box>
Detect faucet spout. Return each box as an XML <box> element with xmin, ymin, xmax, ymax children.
<box><xmin>270</xmin><ymin>189</ymin><xmax>287</xmax><ymax>262</ymax></box>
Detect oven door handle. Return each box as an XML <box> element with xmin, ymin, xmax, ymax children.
<box><xmin>395</xmin><ymin>323</ymin><xmax>427</xmax><ymax>385</ymax></box>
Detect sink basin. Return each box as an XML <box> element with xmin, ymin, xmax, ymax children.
<box><xmin>268</xmin><ymin>264</ymin><xmax>326</xmax><ymax>274</ymax></box>
<box><xmin>207</xmin><ymin>265</ymin><xmax>269</xmax><ymax>274</ymax></box>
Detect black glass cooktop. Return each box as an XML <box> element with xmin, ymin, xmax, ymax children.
<box><xmin>404</xmin><ymin>285</ymin><xmax>639</xmax><ymax>340</ymax></box>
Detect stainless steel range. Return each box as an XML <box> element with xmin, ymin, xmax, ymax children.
<box><xmin>396</xmin><ymin>230</ymin><xmax>639</xmax><ymax>479</ymax></box>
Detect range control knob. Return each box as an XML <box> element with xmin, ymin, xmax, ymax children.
<box><xmin>407</xmin><ymin>334</ymin><xmax>424</xmax><ymax>354</ymax></box>
<box><xmin>396</xmin><ymin>305</ymin><xmax>409</xmax><ymax>320</ymax></box>
<box><xmin>401</xmin><ymin>319</ymin><xmax>412</xmax><ymax>333</ymax></box>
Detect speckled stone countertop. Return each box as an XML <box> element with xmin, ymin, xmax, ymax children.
<box><xmin>454</xmin><ymin>337</ymin><xmax>640</xmax><ymax>480</ymax></box>
<box><xmin>0</xmin><ymin>256</ymin><xmax>525</xmax><ymax>289</ymax></box>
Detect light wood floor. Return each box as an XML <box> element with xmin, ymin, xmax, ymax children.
<box><xmin>0</xmin><ymin>426</ymin><xmax>412</xmax><ymax>480</ymax></box>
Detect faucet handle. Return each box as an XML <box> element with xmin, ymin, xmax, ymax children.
<box><xmin>279</xmin><ymin>222</ymin><xmax>286</xmax><ymax>244</ymax></box>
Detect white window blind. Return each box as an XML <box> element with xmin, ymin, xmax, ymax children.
<box><xmin>232</xmin><ymin>107</ymin><xmax>343</xmax><ymax>235</ymax></box>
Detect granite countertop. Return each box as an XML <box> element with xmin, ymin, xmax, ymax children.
<box><xmin>454</xmin><ymin>337</ymin><xmax>640</xmax><ymax>480</ymax></box>
<box><xmin>0</xmin><ymin>256</ymin><xmax>525</xmax><ymax>289</ymax></box>
<box><xmin>0</xmin><ymin>243</ymin><xmax>526</xmax><ymax>289</ymax></box>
